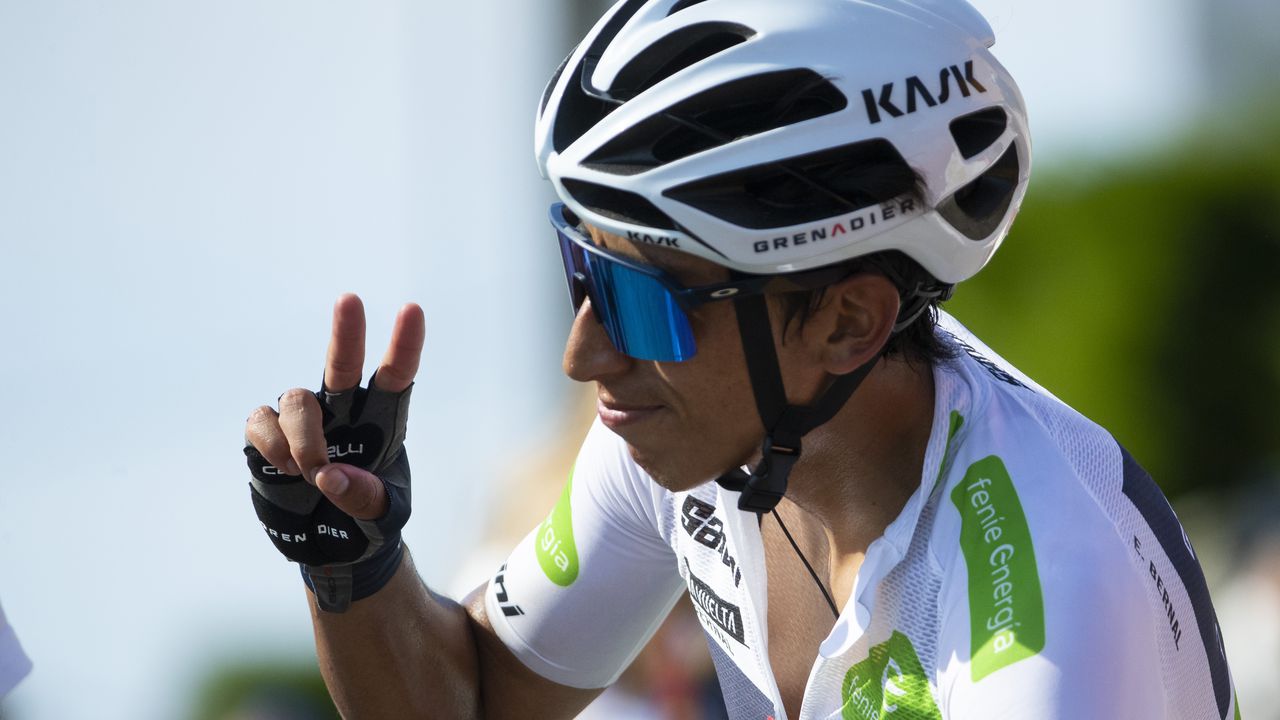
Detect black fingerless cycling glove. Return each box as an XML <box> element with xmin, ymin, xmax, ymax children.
<box><xmin>245</xmin><ymin>376</ymin><xmax>412</xmax><ymax>612</ymax></box>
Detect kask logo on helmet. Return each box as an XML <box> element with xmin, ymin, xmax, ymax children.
<box><xmin>861</xmin><ymin>59</ymin><xmax>989</xmax><ymax>125</ymax></box>
<box><xmin>626</xmin><ymin>230</ymin><xmax>680</xmax><ymax>248</ymax></box>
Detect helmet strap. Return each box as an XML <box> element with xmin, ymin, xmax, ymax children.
<box><xmin>715</xmin><ymin>292</ymin><xmax>882</xmax><ymax>514</ymax></box>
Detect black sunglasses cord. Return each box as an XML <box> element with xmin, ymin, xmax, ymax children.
<box><xmin>771</xmin><ymin>509</ymin><xmax>841</xmax><ymax>620</ymax></box>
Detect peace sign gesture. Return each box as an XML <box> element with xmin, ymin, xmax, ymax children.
<box><xmin>244</xmin><ymin>294</ymin><xmax>425</xmax><ymax>611</ymax></box>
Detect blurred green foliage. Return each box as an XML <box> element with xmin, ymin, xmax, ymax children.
<box><xmin>949</xmin><ymin>121</ymin><xmax>1280</xmax><ymax>498</ymax></box>
<box><xmin>188</xmin><ymin>661</ymin><xmax>338</xmax><ymax>720</ymax></box>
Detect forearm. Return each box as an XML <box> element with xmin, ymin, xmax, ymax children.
<box><xmin>310</xmin><ymin>546</ymin><xmax>481</xmax><ymax>719</ymax></box>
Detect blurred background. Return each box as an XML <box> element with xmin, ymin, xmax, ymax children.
<box><xmin>0</xmin><ymin>0</ymin><xmax>1276</xmax><ymax>718</ymax></box>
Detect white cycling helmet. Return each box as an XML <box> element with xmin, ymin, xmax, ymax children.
<box><xmin>536</xmin><ymin>0</ymin><xmax>1030</xmax><ymax>284</ymax></box>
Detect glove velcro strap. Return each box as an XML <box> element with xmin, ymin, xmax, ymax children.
<box><xmin>302</xmin><ymin>539</ymin><xmax>405</xmax><ymax>613</ymax></box>
<box><xmin>300</xmin><ymin>472</ymin><xmax>411</xmax><ymax>613</ymax></box>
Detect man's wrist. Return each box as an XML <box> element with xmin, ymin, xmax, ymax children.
<box><xmin>301</xmin><ymin>539</ymin><xmax>405</xmax><ymax>613</ymax></box>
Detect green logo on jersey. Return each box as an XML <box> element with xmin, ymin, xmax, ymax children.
<box><xmin>536</xmin><ymin>471</ymin><xmax>579</xmax><ymax>586</ymax></box>
<box><xmin>951</xmin><ymin>455</ymin><xmax>1045</xmax><ymax>681</ymax></box>
<box><xmin>840</xmin><ymin>631</ymin><xmax>941</xmax><ymax>720</ymax></box>
<box><xmin>929</xmin><ymin>410</ymin><xmax>966</xmax><ymax>494</ymax></box>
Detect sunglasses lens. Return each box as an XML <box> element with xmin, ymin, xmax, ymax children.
<box><xmin>554</xmin><ymin>218</ymin><xmax>696</xmax><ymax>362</ymax></box>
<box><xmin>586</xmin><ymin>253</ymin><xmax>696</xmax><ymax>362</ymax></box>
<box><xmin>556</xmin><ymin>227</ymin><xmax>589</xmax><ymax>311</ymax></box>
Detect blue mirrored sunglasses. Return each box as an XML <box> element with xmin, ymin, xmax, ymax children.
<box><xmin>551</xmin><ymin>203</ymin><xmax>848</xmax><ymax>362</ymax></box>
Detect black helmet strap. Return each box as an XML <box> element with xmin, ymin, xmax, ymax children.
<box><xmin>715</xmin><ymin>292</ymin><xmax>882</xmax><ymax>514</ymax></box>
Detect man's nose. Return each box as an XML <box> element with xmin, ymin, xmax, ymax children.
<box><xmin>563</xmin><ymin>299</ymin><xmax>632</xmax><ymax>382</ymax></box>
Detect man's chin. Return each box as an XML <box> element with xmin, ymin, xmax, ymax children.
<box><xmin>624</xmin><ymin>442</ymin><xmax>726</xmax><ymax>493</ymax></box>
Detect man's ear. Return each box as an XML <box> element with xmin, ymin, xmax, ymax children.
<box><xmin>803</xmin><ymin>273</ymin><xmax>900</xmax><ymax>375</ymax></box>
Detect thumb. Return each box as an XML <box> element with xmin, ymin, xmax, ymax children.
<box><xmin>315</xmin><ymin>463</ymin><xmax>388</xmax><ymax>521</ymax></box>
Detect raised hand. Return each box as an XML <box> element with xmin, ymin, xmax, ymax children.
<box><xmin>244</xmin><ymin>294</ymin><xmax>425</xmax><ymax>612</ymax></box>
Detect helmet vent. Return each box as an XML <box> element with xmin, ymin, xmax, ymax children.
<box><xmin>610</xmin><ymin>23</ymin><xmax>754</xmax><ymax>101</ymax></box>
<box><xmin>937</xmin><ymin>144</ymin><xmax>1019</xmax><ymax>240</ymax></box>
<box><xmin>553</xmin><ymin>60</ymin><xmax>622</xmax><ymax>154</ymax></box>
<box><xmin>663</xmin><ymin>139</ymin><xmax>918</xmax><ymax>230</ymax></box>
<box><xmin>562</xmin><ymin>178</ymin><xmax>682</xmax><ymax>231</ymax></box>
<box><xmin>950</xmin><ymin>107</ymin><xmax>1008</xmax><ymax>160</ymax></box>
<box><xmin>584</xmin><ymin>69</ymin><xmax>846</xmax><ymax>175</ymax></box>
<box><xmin>668</xmin><ymin>0</ymin><xmax>713</xmax><ymax>16</ymax></box>
<box><xmin>540</xmin><ymin>49</ymin><xmax>574</xmax><ymax>117</ymax></box>
<box><xmin>552</xmin><ymin>0</ymin><xmax>650</xmax><ymax>153</ymax></box>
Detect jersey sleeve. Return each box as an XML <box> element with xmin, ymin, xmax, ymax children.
<box><xmin>933</xmin><ymin>418</ymin><xmax>1168</xmax><ymax>719</ymax></box>
<box><xmin>483</xmin><ymin>419</ymin><xmax>685</xmax><ymax>689</ymax></box>
<box><xmin>937</xmin><ymin>519</ymin><xmax>1167</xmax><ymax>718</ymax></box>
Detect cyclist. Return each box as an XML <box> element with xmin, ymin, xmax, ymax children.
<box><xmin>244</xmin><ymin>0</ymin><xmax>1240</xmax><ymax>717</ymax></box>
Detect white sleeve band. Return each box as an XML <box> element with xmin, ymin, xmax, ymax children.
<box><xmin>483</xmin><ymin>420</ymin><xmax>684</xmax><ymax>689</ymax></box>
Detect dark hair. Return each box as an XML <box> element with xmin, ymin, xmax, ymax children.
<box><xmin>743</xmin><ymin>149</ymin><xmax>955</xmax><ymax>366</ymax></box>
<box><xmin>776</xmin><ymin>250</ymin><xmax>957</xmax><ymax>367</ymax></box>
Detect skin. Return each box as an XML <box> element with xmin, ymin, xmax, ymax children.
<box><xmin>246</xmin><ymin>295</ymin><xmax>600</xmax><ymax>719</ymax></box>
<box><xmin>245</xmin><ymin>224</ymin><xmax>936</xmax><ymax>718</ymax></box>
<box><xmin>570</xmin><ymin>230</ymin><xmax>936</xmax><ymax>718</ymax></box>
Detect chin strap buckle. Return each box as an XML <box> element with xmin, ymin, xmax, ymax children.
<box><xmin>717</xmin><ymin>436</ymin><xmax>801</xmax><ymax>515</ymax></box>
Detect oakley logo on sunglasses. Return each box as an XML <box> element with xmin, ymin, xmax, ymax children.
<box><xmin>753</xmin><ymin>197</ymin><xmax>921</xmax><ymax>255</ymax></box>
<box><xmin>626</xmin><ymin>230</ymin><xmax>681</xmax><ymax>248</ymax></box>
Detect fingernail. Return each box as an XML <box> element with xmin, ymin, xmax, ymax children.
<box><xmin>318</xmin><ymin>467</ymin><xmax>349</xmax><ymax>495</ymax></box>
<box><xmin>285</xmin><ymin>459</ymin><xmax>301</xmax><ymax>476</ymax></box>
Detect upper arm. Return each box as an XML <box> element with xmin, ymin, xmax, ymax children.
<box><xmin>466</xmin><ymin>421</ymin><xmax>685</xmax><ymax>712</ymax></box>
<box><xmin>463</xmin><ymin>583</ymin><xmax>604</xmax><ymax>720</ymax></box>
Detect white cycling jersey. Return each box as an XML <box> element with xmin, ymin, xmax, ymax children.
<box><xmin>486</xmin><ymin>312</ymin><xmax>1239</xmax><ymax>720</ymax></box>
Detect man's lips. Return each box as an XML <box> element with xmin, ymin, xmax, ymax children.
<box><xmin>597</xmin><ymin>397</ymin><xmax>664</xmax><ymax>429</ymax></box>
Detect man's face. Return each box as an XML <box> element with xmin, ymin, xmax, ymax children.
<box><xmin>562</xmin><ymin>228</ymin><xmax>820</xmax><ymax>492</ymax></box>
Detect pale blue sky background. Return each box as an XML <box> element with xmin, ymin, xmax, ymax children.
<box><xmin>0</xmin><ymin>0</ymin><xmax>1224</xmax><ymax>717</ymax></box>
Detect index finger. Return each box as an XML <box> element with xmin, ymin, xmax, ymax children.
<box><xmin>324</xmin><ymin>293</ymin><xmax>366</xmax><ymax>392</ymax></box>
<box><xmin>371</xmin><ymin>303</ymin><xmax>425</xmax><ymax>393</ymax></box>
